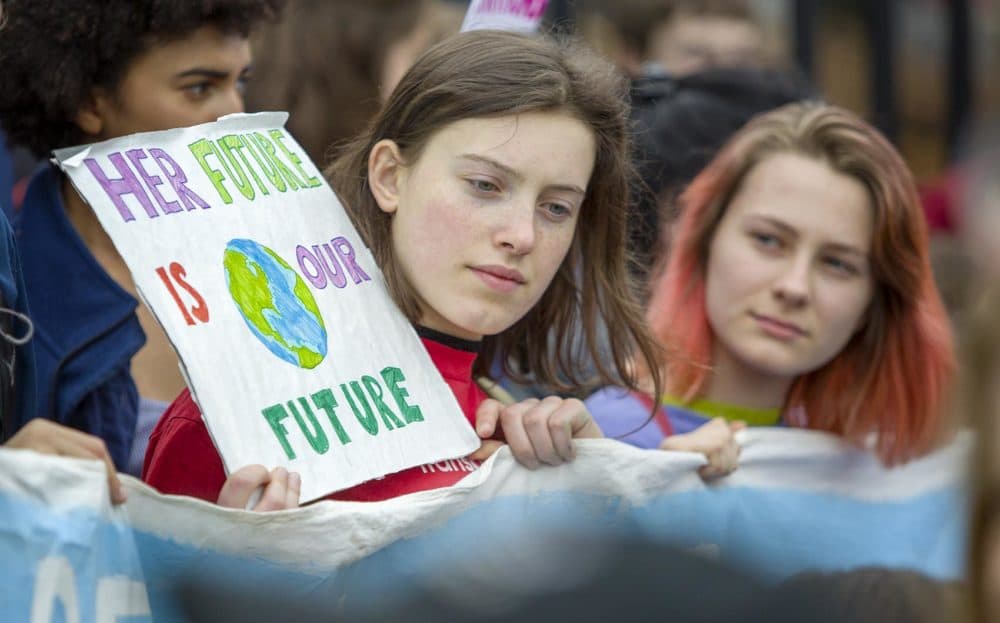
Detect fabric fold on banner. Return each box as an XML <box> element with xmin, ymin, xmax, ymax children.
<box><xmin>0</xmin><ymin>429</ymin><xmax>970</xmax><ymax>621</ymax></box>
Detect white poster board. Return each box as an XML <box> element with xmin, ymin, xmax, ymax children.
<box><xmin>461</xmin><ymin>0</ymin><xmax>550</xmax><ymax>33</ymax></box>
<box><xmin>53</xmin><ymin>112</ymin><xmax>480</xmax><ymax>502</ymax></box>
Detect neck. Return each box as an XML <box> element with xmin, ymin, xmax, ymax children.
<box><xmin>414</xmin><ymin>325</ymin><xmax>482</xmax><ymax>353</ymax></box>
<box><xmin>61</xmin><ymin>176</ymin><xmax>118</xmax><ymax>256</ymax></box>
<box><xmin>702</xmin><ymin>346</ymin><xmax>791</xmax><ymax>410</ymax></box>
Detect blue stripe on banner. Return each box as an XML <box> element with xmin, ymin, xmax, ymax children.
<box><xmin>0</xmin><ymin>432</ymin><xmax>971</xmax><ymax>621</ymax></box>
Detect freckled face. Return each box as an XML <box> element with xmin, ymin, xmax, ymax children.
<box><xmin>84</xmin><ymin>26</ymin><xmax>252</xmax><ymax>140</ymax></box>
<box><xmin>705</xmin><ymin>152</ymin><xmax>876</xmax><ymax>381</ymax></box>
<box><xmin>385</xmin><ymin>112</ymin><xmax>596</xmax><ymax>340</ymax></box>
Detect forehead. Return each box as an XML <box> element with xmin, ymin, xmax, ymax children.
<box><xmin>126</xmin><ymin>26</ymin><xmax>251</xmax><ymax>76</ymax></box>
<box><xmin>725</xmin><ymin>152</ymin><xmax>874</xmax><ymax>246</ymax></box>
<box><xmin>416</xmin><ymin>112</ymin><xmax>597</xmax><ymax>185</ymax></box>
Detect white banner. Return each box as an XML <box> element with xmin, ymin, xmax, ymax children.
<box><xmin>0</xmin><ymin>429</ymin><xmax>970</xmax><ymax>621</ymax></box>
<box><xmin>53</xmin><ymin>113</ymin><xmax>480</xmax><ymax>501</ymax></box>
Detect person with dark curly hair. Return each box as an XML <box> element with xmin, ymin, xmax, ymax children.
<box><xmin>0</xmin><ymin>0</ymin><xmax>285</xmax><ymax>477</ymax></box>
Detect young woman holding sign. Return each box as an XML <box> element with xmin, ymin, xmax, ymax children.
<box><xmin>586</xmin><ymin>102</ymin><xmax>955</xmax><ymax>476</ymax></box>
<box><xmin>0</xmin><ymin>0</ymin><xmax>284</xmax><ymax>477</ymax></box>
<box><xmin>143</xmin><ymin>30</ymin><xmax>665</xmax><ymax>508</ymax></box>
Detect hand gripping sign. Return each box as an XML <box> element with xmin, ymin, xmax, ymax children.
<box><xmin>54</xmin><ymin>112</ymin><xmax>480</xmax><ymax>502</ymax></box>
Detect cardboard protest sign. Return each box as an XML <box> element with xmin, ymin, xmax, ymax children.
<box><xmin>461</xmin><ymin>0</ymin><xmax>550</xmax><ymax>33</ymax></box>
<box><xmin>53</xmin><ymin>112</ymin><xmax>480</xmax><ymax>502</ymax></box>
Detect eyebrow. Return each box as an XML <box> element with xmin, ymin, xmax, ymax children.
<box><xmin>751</xmin><ymin>216</ymin><xmax>869</xmax><ymax>258</ymax></box>
<box><xmin>458</xmin><ymin>154</ymin><xmax>586</xmax><ymax>196</ymax></box>
<box><xmin>174</xmin><ymin>64</ymin><xmax>253</xmax><ymax>80</ymax></box>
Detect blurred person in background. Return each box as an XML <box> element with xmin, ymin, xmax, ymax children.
<box><xmin>576</xmin><ymin>0</ymin><xmax>769</xmax><ymax>79</ymax></box>
<box><xmin>245</xmin><ymin>0</ymin><xmax>463</xmax><ymax>167</ymax></box>
<box><xmin>627</xmin><ymin>66</ymin><xmax>814</xmax><ymax>288</ymax></box>
<box><xmin>965</xmin><ymin>283</ymin><xmax>1000</xmax><ymax>623</ymax></box>
<box><xmin>957</xmin><ymin>128</ymin><xmax>1000</xmax><ymax>623</ymax></box>
<box><xmin>588</xmin><ymin>103</ymin><xmax>955</xmax><ymax>477</ymax></box>
<box><xmin>0</xmin><ymin>0</ymin><xmax>284</xmax><ymax>477</ymax></box>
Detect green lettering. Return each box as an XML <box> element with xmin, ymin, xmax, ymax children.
<box><xmin>218</xmin><ymin>134</ymin><xmax>263</xmax><ymax>199</ymax></box>
<box><xmin>342</xmin><ymin>382</ymin><xmax>378</xmax><ymax>436</ymax></box>
<box><xmin>261</xmin><ymin>404</ymin><xmax>296</xmax><ymax>460</ymax></box>
<box><xmin>269</xmin><ymin>129</ymin><xmax>322</xmax><ymax>188</ymax></box>
<box><xmin>311</xmin><ymin>388</ymin><xmax>351</xmax><ymax>445</ymax></box>
<box><xmin>242</xmin><ymin>133</ymin><xmax>286</xmax><ymax>191</ymax></box>
<box><xmin>287</xmin><ymin>397</ymin><xmax>329</xmax><ymax>455</ymax></box>
<box><xmin>362</xmin><ymin>375</ymin><xmax>405</xmax><ymax>430</ymax></box>
<box><xmin>251</xmin><ymin>132</ymin><xmax>301</xmax><ymax>190</ymax></box>
<box><xmin>189</xmin><ymin>139</ymin><xmax>233</xmax><ymax>204</ymax></box>
<box><xmin>381</xmin><ymin>366</ymin><xmax>424</xmax><ymax>423</ymax></box>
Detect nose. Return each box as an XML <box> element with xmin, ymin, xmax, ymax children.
<box><xmin>205</xmin><ymin>85</ymin><xmax>245</xmax><ymax>123</ymax></box>
<box><xmin>494</xmin><ymin>201</ymin><xmax>536</xmax><ymax>255</ymax></box>
<box><xmin>772</xmin><ymin>254</ymin><xmax>810</xmax><ymax>307</ymax></box>
<box><xmin>221</xmin><ymin>84</ymin><xmax>245</xmax><ymax>116</ymax></box>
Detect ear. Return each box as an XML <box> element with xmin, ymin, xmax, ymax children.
<box><xmin>368</xmin><ymin>139</ymin><xmax>407</xmax><ymax>215</ymax></box>
<box><xmin>73</xmin><ymin>89</ymin><xmax>111</xmax><ymax>138</ymax></box>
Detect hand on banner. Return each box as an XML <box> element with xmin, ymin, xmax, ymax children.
<box><xmin>217</xmin><ymin>465</ymin><xmax>301</xmax><ymax>511</ymax></box>
<box><xmin>471</xmin><ymin>396</ymin><xmax>603</xmax><ymax>469</ymax></box>
<box><xmin>660</xmin><ymin>418</ymin><xmax>745</xmax><ymax>479</ymax></box>
<box><xmin>6</xmin><ymin>419</ymin><xmax>127</xmax><ymax>504</ymax></box>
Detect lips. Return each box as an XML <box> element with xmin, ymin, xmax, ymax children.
<box><xmin>470</xmin><ymin>265</ymin><xmax>526</xmax><ymax>293</ymax></box>
<box><xmin>750</xmin><ymin>312</ymin><xmax>807</xmax><ymax>340</ymax></box>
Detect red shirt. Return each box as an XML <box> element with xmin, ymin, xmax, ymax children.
<box><xmin>142</xmin><ymin>333</ymin><xmax>486</xmax><ymax>503</ymax></box>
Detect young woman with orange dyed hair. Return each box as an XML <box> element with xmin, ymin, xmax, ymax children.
<box><xmin>586</xmin><ymin>102</ymin><xmax>954</xmax><ymax>476</ymax></box>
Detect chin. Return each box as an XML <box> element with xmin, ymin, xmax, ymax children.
<box><xmin>455</xmin><ymin>305</ymin><xmax>527</xmax><ymax>338</ymax></box>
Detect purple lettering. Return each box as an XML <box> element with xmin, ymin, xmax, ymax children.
<box><xmin>149</xmin><ymin>148</ymin><xmax>211</xmax><ymax>211</ymax></box>
<box><xmin>85</xmin><ymin>154</ymin><xmax>157</xmax><ymax>222</ymax></box>
<box><xmin>331</xmin><ymin>236</ymin><xmax>371</xmax><ymax>284</ymax></box>
<box><xmin>319</xmin><ymin>244</ymin><xmax>347</xmax><ymax>289</ymax></box>
<box><xmin>296</xmin><ymin>245</ymin><xmax>327</xmax><ymax>289</ymax></box>
<box><xmin>126</xmin><ymin>149</ymin><xmax>181</xmax><ymax>215</ymax></box>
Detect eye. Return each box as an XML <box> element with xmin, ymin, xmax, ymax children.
<box><xmin>236</xmin><ymin>72</ymin><xmax>252</xmax><ymax>95</ymax></box>
<box><xmin>467</xmin><ymin>178</ymin><xmax>500</xmax><ymax>194</ymax></box>
<box><xmin>182</xmin><ymin>82</ymin><xmax>213</xmax><ymax>100</ymax></box>
<box><xmin>541</xmin><ymin>202</ymin><xmax>573</xmax><ymax>221</ymax></box>
<box><xmin>823</xmin><ymin>256</ymin><xmax>860</xmax><ymax>277</ymax></box>
<box><xmin>750</xmin><ymin>231</ymin><xmax>782</xmax><ymax>250</ymax></box>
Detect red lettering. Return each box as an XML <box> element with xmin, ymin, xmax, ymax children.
<box><xmin>156</xmin><ymin>262</ymin><xmax>209</xmax><ymax>325</ymax></box>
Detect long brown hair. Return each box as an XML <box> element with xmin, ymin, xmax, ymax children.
<box><xmin>646</xmin><ymin>103</ymin><xmax>954</xmax><ymax>464</ymax></box>
<box><xmin>245</xmin><ymin>0</ymin><xmax>460</xmax><ymax>166</ymax></box>
<box><xmin>327</xmin><ymin>30</ymin><xmax>663</xmax><ymax>398</ymax></box>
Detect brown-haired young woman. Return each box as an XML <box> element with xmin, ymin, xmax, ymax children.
<box><xmin>143</xmin><ymin>30</ymin><xmax>665</xmax><ymax>509</ymax></box>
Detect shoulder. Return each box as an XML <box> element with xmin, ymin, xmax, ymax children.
<box><xmin>142</xmin><ymin>389</ymin><xmax>224</xmax><ymax>501</ymax></box>
<box><xmin>585</xmin><ymin>386</ymin><xmax>657</xmax><ymax>436</ymax></box>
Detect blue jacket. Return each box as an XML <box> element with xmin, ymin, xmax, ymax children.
<box><xmin>0</xmin><ymin>209</ymin><xmax>37</xmax><ymax>439</ymax></box>
<box><xmin>10</xmin><ymin>165</ymin><xmax>145</xmax><ymax>469</ymax></box>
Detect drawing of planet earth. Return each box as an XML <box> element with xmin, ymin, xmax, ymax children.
<box><xmin>223</xmin><ymin>239</ymin><xmax>327</xmax><ymax>369</ymax></box>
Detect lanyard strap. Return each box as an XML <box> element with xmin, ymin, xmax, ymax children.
<box><xmin>630</xmin><ymin>391</ymin><xmax>673</xmax><ymax>437</ymax></box>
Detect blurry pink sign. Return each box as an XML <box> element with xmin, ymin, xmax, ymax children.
<box><xmin>460</xmin><ymin>0</ymin><xmax>549</xmax><ymax>33</ymax></box>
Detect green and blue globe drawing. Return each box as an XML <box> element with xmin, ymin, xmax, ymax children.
<box><xmin>223</xmin><ymin>239</ymin><xmax>327</xmax><ymax>369</ymax></box>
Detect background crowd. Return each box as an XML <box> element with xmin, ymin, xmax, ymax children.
<box><xmin>0</xmin><ymin>0</ymin><xmax>997</xmax><ymax>621</ymax></box>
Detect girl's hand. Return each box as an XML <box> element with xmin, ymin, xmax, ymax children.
<box><xmin>471</xmin><ymin>396</ymin><xmax>603</xmax><ymax>469</ymax></box>
<box><xmin>217</xmin><ymin>465</ymin><xmax>300</xmax><ymax>511</ymax></box>
<box><xmin>6</xmin><ymin>419</ymin><xmax>127</xmax><ymax>505</ymax></box>
<box><xmin>660</xmin><ymin>418</ymin><xmax>745</xmax><ymax>479</ymax></box>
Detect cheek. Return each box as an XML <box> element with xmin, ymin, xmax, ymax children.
<box><xmin>535</xmin><ymin>225</ymin><xmax>576</xmax><ymax>278</ymax></box>
<box><xmin>819</xmin><ymin>282</ymin><xmax>874</xmax><ymax>339</ymax></box>
<box><xmin>705</xmin><ymin>245</ymin><xmax>767</xmax><ymax>316</ymax></box>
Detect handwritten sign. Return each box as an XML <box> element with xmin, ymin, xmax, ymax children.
<box><xmin>53</xmin><ymin>113</ymin><xmax>480</xmax><ymax>502</ymax></box>
<box><xmin>461</xmin><ymin>0</ymin><xmax>550</xmax><ymax>33</ymax></box>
